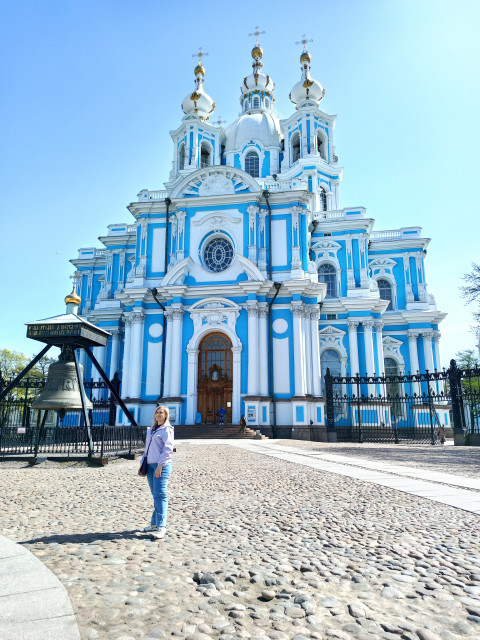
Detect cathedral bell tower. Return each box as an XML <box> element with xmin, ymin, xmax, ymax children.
<box><xmin>168</xmin><ymin>48</ymin><xmax>225</xmax><ymax>183</ymax></box>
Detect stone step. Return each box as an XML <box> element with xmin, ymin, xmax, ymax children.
<box><xmin>172</xmin><ymin>424</ymin><xmax>262</xmax><ymax>440</ymax></box>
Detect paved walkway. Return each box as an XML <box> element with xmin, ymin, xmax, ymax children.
<box><xmin>0</xmin><ymin>534</ymin><xmax>80</xmax><ymax>640</ymax></box>
<box><xmin>1</xmin><ymin>440</ymin><xmax>479</xmax><ymax>640</ymax></box>
<box><xmin>179</xmin><ymin>439</ymin><xmax>480</xmax><ymax>515</ymax></box>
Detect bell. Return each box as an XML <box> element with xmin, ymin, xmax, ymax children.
<box><xmin>32</xmin><ymin>346</ymin><xmax>92</xmax><ymax>416</ymax></box>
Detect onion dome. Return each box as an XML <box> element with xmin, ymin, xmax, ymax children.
<box><xmin>290</xmin><ymin>41</ymin><xmax>325</xmax><ymax>109</ymax></box>
<box><xmin>182</xmin><ymin>52</ymin><xmax>215</xmax><ymax>121</ymax></box>
<box><xmin>65</xmin><ymin>278</ymin><xmax>81</xmax><ymax>315</ymax></box>
<box><xmin>65</xmin><ymin>284</ymin><xmax>81</xmax><ymax>306</ymax></box>
<box><xmin>241</xmin><ymin>45</ymin><xmax>275</xmax><ymax>106</ymax></box>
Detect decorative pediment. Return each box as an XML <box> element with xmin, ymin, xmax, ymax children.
<box><xmin>369</xmin><ymin>257</ymin><xmax>397</xmax><ymax>277</ymax></box>
<box><xmin>188</xmin><ymin>298</ymin><xmax>241</xmax><ymax>340</ymax></box>
<box><xmin>170</xmin><ymin>167</ymin><xmax>261</xmax><ymax>199</ymax></box>
<box><xmin>319</xmin><ymin>325</ymin><xmax>346</xmax><ymax>337</ymax></box>
<box><xmin>318</xmin><ymin>325</ymin><xmax>347</xmax><ymax>359</ymax></box>
<box><xmin>192</xmin><ymin>212</ymin><xmax>242</xmax><ymax>229</ymax></box>
<box><xmin>311</xmin><ymin>240</ymin><xmax>342</xmax><ymax>266</ymax></box>
<box><xmin>312</xmin><ymin>240</ymin><xmax>342</xmax><ymax>252</ymax></box>
<box><xmin>382</xmin><ymin>335</ymin><xmax>405</xmax><ymax>368</ymax></box>
<box><xmin>191</xmin><ymin>298</ymin><xmax>239</xmax><ymax>311</ymax></box>
<box><xmin>161</xmin><ymin>257</ymin><xmax>194</xmax><ymax>286</ymax></box>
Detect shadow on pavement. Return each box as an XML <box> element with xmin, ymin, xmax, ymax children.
<box><xmin>20</xmin><ymin>530</ymin><xmax>151</xmax><ymax>545</ymax></box>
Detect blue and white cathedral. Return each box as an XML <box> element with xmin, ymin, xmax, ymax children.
<box><xmin>71</xmin><ymin>36</ymin><xmax>446</xmax><ymax>429</ymax></box>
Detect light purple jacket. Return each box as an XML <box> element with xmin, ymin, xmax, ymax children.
<box><xmin>141</xmin><ymin>424</ymin><xmax>174</xmax><ymax>466</ymax></box>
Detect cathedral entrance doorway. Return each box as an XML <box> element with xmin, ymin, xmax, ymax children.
<box><xmin>197</xmin><ymin>333</ymin><xmax>233</xmax><ymax>424</ymax></box>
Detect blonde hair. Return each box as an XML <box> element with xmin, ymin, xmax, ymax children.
<box><xmin>151</xmin><ymin>405</ymin><xmax>171</xmax><ymax>428</ymax></box>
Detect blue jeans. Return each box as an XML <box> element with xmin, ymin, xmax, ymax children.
<box><xmin>146</xmin><ymin>462</ymin><xmax>172</xmax><ymax>528</ymax></box>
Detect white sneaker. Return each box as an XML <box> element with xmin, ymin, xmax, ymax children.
<box><xmin>143</xmin><ymin>525</ymin><xmax>157</xmax><ymax>532</ymax></box>
<box><xmin>152</xmin><ymin>527</ymin><xmax>166</xmax><ymax>540</ymax></box>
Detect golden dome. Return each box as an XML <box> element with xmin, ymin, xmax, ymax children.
<box><xmin>300</xmin><ymin>51</ymin><xmax>311</xmax><ymax>64</ymax></box>
<box><xmin>65</xmin><ymin>286</ymin><xmax>81</xmax><ymax>306</ymax></box>
<box><xmin>251</xmin><ymin>45</ymin><xmax>263</xmax><ymax>59</ymax></box>
<box><xmin>194</xmin><ymin>63</ymin><xmax>205</xmax><ymax>76</ymax></box>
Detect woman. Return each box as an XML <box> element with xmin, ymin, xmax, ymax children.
<box><xmin>138</xmin><ymin>405</ymin><xmax>174</xmax><ymax>539</ymax></box>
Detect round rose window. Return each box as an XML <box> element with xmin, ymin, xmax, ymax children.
<box><xmin>203</xmin><ymin>237</ymin><xmax>234</xmax><ymax>273</ymax></box>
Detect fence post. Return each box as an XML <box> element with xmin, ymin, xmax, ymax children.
<box><xmin>448</xmin><ymin>359</ymin><xmax>466</xmax><ymax>445</ymax></box>
<box><xmin>325</xmin><ymin>368</ymin><xmax>337</xmax><ymax>441</ymax></box>
<box><xmin>22</xmin><ymin>378</ymin><xmax>30</xmax><ymax>428</ymax></box>
<box><xmin>426</xmin><ymin>373</ymin><xmax>436</xmax><ymax>446</ymax></box>
<box><xmin>356</xmin><ymin>375</ymin><xmax>363</xmax><ymax>444</ymax></box>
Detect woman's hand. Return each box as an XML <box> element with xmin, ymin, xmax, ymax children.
<box><xmin>155</xmin><ymin>465</ymin><xmax>163</xmax><ymax>478</ymax></box>
<box><xmin>137</xmin><ymin>467</ymin><xmax>143</xmax><ymax>476</ymax></box>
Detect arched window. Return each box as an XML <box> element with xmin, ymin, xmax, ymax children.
<box><xmin>317</xmin><ymin>132</ymin><xmax>326</xmax><ymax>160</ymax></box>
<box><xmin>318</xmin><ymin>263</ymin><xmax>337</xmax><ymax>298</ymax></box>
<box><xmin>178</xmin><ymin>144</ymin><xmax>185</xmax><ymax>171</ymax></box>
<box><xmin>265</xmin><ymin>97</ymin><xmax>270</xmax><ymax>108</ymax></box>
<box><xmin>199</xmin><ymin>333</ymin><xmax>232</xmax><ymax>380</ymax></box>
<box><xmin>319</xmin><ymin>187</ymin><xmax>327</xmax><ymax>211</ymax></box>
<box><xmin>253</xmin><ymin>96</ymin><xmax>260</xmax><ymax>108</ymax></box>
<box><xmin>245</xmin><ymin>151</ymin><xmax>259</xmax><ymax>178</ymax></box>
<box><xmin>321</xmin><ymin>349</ymin><xmax>341</xmax><ymax>397</ymax></box>
<box><xmin>377</xmin><ymin>278</ymin><xmax>393</xmax><ymax>310</ymax></box>
<box><xmin>292</xmin><ymin>132</ymin><xmax>301</xmax><ymax>164</ymax></box>
<box><xmin>200</xmin><ymin>143</ymin><xmax>210</xmax><ymax>168</ymax></box>
<box><xmin>244</xmin><ymin>98</ymin><xmax>248</xmax><ymax>110</ymax></box>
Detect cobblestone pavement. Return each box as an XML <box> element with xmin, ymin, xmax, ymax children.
<box><xmin>273</xmin><ymin>441</ymin><xmax>480</xmax><ymax>479</ymax></box>
<box><xmin>1</xmin><ymin>445</ymin><xmax>480</xmax><ymax>640</ymax></box>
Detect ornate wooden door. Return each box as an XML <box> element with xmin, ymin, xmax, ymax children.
<box><xmin>197</xmin><ymin>333</ymin><xmax>233</xmax><ymax>424</ymax></box>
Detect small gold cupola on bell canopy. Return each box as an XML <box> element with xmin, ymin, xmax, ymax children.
<box><xmin>65</xmin><ymin>274</ymin><xmax>81</xmax><ymax>315</ymax></box>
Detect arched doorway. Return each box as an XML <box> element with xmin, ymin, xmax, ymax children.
<box><xmin>197</xmin><ymin>333</ymin><xmax>233</xmax><ymax>424</ymax></box>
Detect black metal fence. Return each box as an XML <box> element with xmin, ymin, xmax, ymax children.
<box><xmin>325</xmin><ymin>359</ymin><xmax>480</xmax><ymax>444</ymax></box>
<box><xmin>0</xmin><ymin>374</ymin><xmax>147</xmax><ymax>458</ymax></box>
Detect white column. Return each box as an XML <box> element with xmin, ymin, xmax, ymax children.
<box><xmin>185</xmin><ymin>348</ymin><xmax>198</xmax><ymax>424</ymax></box>
<box><xmin>422</xmin><ymin>331</ymin><xmax>435</xmax><ymax>373</ymax></box>
<box><xmin>363</xmin><ymin>320</ymin><xmax>376</xmax><ymax>397</ymax></box>
<box><xmin>310</xmin><ymin>308</ymin><xmax>322</xmax><ymax>397</ymax></box>
<box><xmin>304</xmin><ymin>308</ymin><xmax>313</xmax><ymax>394</ymax></box>
<box><xmin>232</xmin><ymin>346</ymin><xmax>242</xmax><ymax>424</ymax></box>
<box><xmin>129</xmin><ymin>310</ymin><xmax>145</xmax><ymax>399</ymax></box>
<box><xmin>347</xmin><ymin>320</ymin><xmax>360</xmax><ymax>377</ymax></box>
<box><xmin>375</xmin><ymin>322</ymin><xmax>385</xmax><ymax>377</ymax></box>
<box><xmin>162</xmin><ymin>310</ymin><xmax>174</xmax><ymax>398</ymax></box>
<box><xmin>110</xmin><ymin>329</ymin><xmax>121</xmax><ymax>378</ymax></box>
<box><xmin>170</xmin><ymin>307</ymin><xmax>184</xmax><ymax>398</ymax></box>
<box><xmin>292</xmin><ymin>304</ymin><xmax>306</xmax><ymax>396</ymax></box>
<box><xmin>407</xmin><ymin>330</ymin><xmax>421</xmax><ymax>396</ymax></box>
<box><xmin>433</xmin><ymin>331</ymin><xmax>445</xmax><ymax>394</ymax></box>
<box><xmin>247</xmin><ymin>305</ymin><xmax>259</xmax><ymax>395</ymax></box>
<box><xmin>121</xmin><ymin>314</ymin><xmax>133</xmax><ymax>399</ymax></box>
<box><xmin>258</xmin><ymin>305</ymin><xmax>269</xmax><ymax>396</ymax></box>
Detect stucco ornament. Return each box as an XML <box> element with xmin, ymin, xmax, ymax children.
<box><xmin>198</xmin><ymin>173</ymin><xmax>235</xmax><ymax>196</ymax></box>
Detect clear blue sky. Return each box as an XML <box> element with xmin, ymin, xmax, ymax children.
<box><xmin>1</xmin><ymin>0</ymin><xmax>479</xmax><ymax>365</ymax></box>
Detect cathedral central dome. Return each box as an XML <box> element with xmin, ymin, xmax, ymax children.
<box><xmin>224</xmin><ymin>111</ymin><xmax>281</xmax><ymax>153</ymax></box>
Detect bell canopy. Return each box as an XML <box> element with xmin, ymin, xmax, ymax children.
<box><xmin>289</xmin><ymin>35</ymin><xmax>325</xmax><ymax>109</ymax></box>
<box><xmin>181</xmin><ymin>48</ymin><xmax>216</xmax><ymax>121</ymax></box>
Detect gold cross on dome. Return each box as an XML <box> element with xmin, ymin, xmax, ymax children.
<box><xmin>192</xmin><ymin>47</ymin><xmax>208</xmax><ymax>63</ymax></box>
<box><xmin>70</xmin><ymin>272</ymin><xmax>81</xmax><ymax>290</ymax></box>
<box><xmin>215</xmin><ymin>116</ymin><xmax>226</xmax><ymax>126</ymax></box>
<box><xmin>295</xmin><ymin>34</ymin><xmax>313</xmax><ymax>51</ymax></box>
<box><xmin>249</xmin><ymin>26</ymin><xmax>265</xmax><ymax>46</ymax></box>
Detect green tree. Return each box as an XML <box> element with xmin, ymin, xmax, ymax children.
<box><xmin>0</xmin><ymin>349</ymin><xmax>29</xmax><ymax>379</ymax></box>
<box><xmin>454</xmin><ymin>349</ymin><xmax>480</xmax><ymax>393</ymax></box>
<box><xmin>460</xmin><ymin>262</ymin><xmax>480</xmax><ymax>343</ymax></box>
